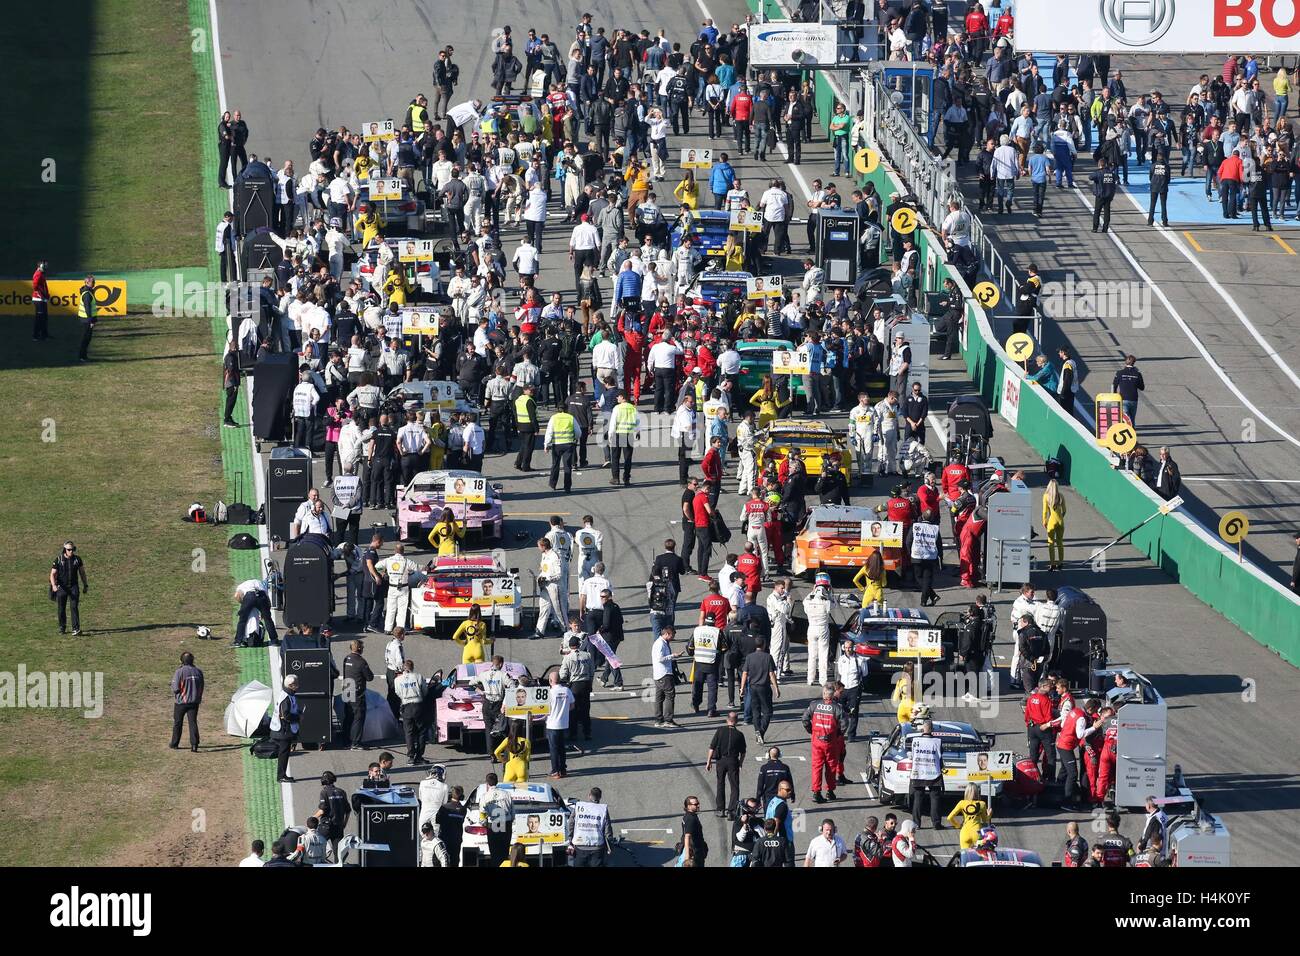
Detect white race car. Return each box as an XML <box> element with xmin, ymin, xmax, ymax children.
<box><xmin>864</xmin><ymin>719</ymin><xmax>1001</xmax><ymax>806</ymax></box>
<box><xmin>410</xmin><ymin>554</ymin><xmax>522</xmax><ymax>633</ymax></box>
<box><xmin>459</xmin><ymin>781</ymin><xmax>573</xmax><ymax>867</ymax></box>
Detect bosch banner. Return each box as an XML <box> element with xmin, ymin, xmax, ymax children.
<box><xmin>1016</xmin><ymin>0</ymin><xmax>1300</xmax><ymax>54</ymax></box>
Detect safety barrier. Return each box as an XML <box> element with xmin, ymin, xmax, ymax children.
<box><xmin>746</xmin><ymin>0</ymin><xmax>1300</xmax><ymax>666</ymax></box>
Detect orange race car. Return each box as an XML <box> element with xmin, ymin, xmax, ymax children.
<box><xmin>791</xmin><ymin>505</ymin><xmax>895</xmax><ymax>579</ymax></box>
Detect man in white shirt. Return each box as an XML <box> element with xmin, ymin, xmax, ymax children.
<box><xmin>1008</xmin><ymin>583</ymin><xmax>1038</xmax><ymax>686</ymax></box>
<box><xmin>327</xmin><ymin>173</ymin><xmax>355</xmax><ymax>229</ymax></box>
<box><xmin>568</xmin><ymin>213</ymin><xmax>600</xmax><ymax>289</ymax></box>
<box><xmin>759</xmin><ymin>180</ymin><xmax>790</xmax><ymax>262</ymax></box>
<box><xmin>461</xmin><ymin>415</ymin><xmax>486</xmax><ymax>471</ymax></box>
<box><xmin>591</xmin><ymin>335</ymin><xmax>621</xmax><ymax>403</ymax></box>
<box><xmin>578</xmin><ymin>562</ymin><xmax>612</xmax><ymax>619</ymax></box>
<box><xmin>991</xmin><ymin>134</ymin><xmax>1021</xmax><ymax>213</ymax></box>
<box><xmin>803</xmin><ymin>819</ymin><xmax>848</xmax><ymax>866</ymax></box>
<box><xmin>545</xmin><ymin>670</ymin><xmax>575</xmax><ymax>777</ymax></box>
<box><xmin>512</xmin><ymin>235</ymin><xmax>540</xmax><ymax>281</ymax></box>
<box><xmin>651</xmin><ymin>625</ymin><xmax>680</xmax><ymax>727</ymax></box>
<box><xmin>239</xmin><ymin>840</ymin><xmax>266</xmax><ymax>867</ymax></box>
<box><xmin>291</xmin><ymin>372</ymin><xmax>321</xmax><ymax>450</ymax></box>
<box><xmin>523</xmin><ymin>181</ymin><xmax>548</xmax><ymax>250</ymax></box>
<box><xmin>647</xmin><ymin>336</ymin><xmax>683</xmax><ymax>414</ymax></box>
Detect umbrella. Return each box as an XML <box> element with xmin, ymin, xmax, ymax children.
<box><xmin>224</xmin><ymin>680</ymin><xmax>273</xmax><ymax>737</ymax></box>
<box><xmin>334</xmin><ymin>689</ymin><xmax>401</xmax><ymax>743</ymax></box>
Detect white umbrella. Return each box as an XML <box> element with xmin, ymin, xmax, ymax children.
<box><xmin>334</xmin><ymin>689</ymin><xmax>400</xmax><ymax>743</ymax></box>
<box><xmin>225</xmin><ymin>680</ymin><xmax>273</xmax><ymax>737</ymax></box>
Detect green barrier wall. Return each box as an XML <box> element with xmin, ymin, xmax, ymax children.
<box><xmin>746</xmin><ymin>0</ymin><xmax>1300</xmax><ymax>665</ymax></box>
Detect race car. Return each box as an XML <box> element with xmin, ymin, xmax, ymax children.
<box><xmin>754</xmin><ymin>419</ymin><xmax>852</xmax><ymax>483</ymax></box>
<box><xmin>838</xmin><ymin>605</ymin><xmax>960</xmax><ymax>676</ymax></box>
<box><xmin>434</xmin><ymin>661</ymin><xmax>541</xmax><ymax>749</ymax></box>
<box><xmin>736</xmin><ymin>339</ymin><xmax>806</xmax><ymax>400</ymax></box>
<box><xmin>395</xmin><ymin>469</ymin><xmax>504</xmax><ymax>545</ymax></box>
<box><xmin>353</xmin><ymin>236</ymin><xmax>442</xmax><ymax>295</ymax></box>
<box><xmin>948</xmin><ymin>847</ymin><xmax>1043</xmax><ymax>867</ymax></box>
<box><xmin>792</xmin><ymin>505</ymin><xmax>881</xmax><ymax>579</ymax></box>
<box><xmin>688</xmin><ymin>270</ymin><xmax>750</xmax><ymax>308</ymax></box>
<box><xmin>460</xmin><ymin>781</ymin><xmax>573</xmax><ymax>867</ymax></box>
<box><xmin>671</xmin><ymin>209</ymin><xmax>732</xmax><ymax>259</ymax></box>
<box><xmin>410</xmin><ymin>554</ymin><xmax>522</xmax><ymax>632</ymax></box>
<box><xmin>864</xmin><ymin>719</ymin><xmax>1000</xmax><ymax>806</ymax></box>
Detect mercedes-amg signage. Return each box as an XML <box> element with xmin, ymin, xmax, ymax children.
<box><xmin>749</xmin><ymin>22</ymin><xmax>838</xmax><ymax>68</ymax></box>
<box><xmin>1017</xmin><ymin>0</ymin><xmax>1300</xmax><ymax>54</ymax></box>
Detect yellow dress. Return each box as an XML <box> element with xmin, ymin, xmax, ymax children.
<box><xmin>452</xmin><ymin>618</ymin><xmax>491</xmax><ymax>664</ymax></box>
<box><xmin>674</xmin><ymin>178</ymin><xmax>699</xmax><ymax>210</ymax></box>
<box><xmin>356</xmin><ymin>211</ymin><xmax>385</xmax><ymax>248</ymax></box>
<box><xmin>493</xmin><ymin>737</ymin><xmax>531</xmax><ymax>782</ymax></box>
<box><xmin>383</xmin><ymin>269</ymin><xmax>409</xmax><ymax>306</ymax></box>
<box><xmin>946</xmin><ymin>799</ymin><xmax>992</xmax><ymax>849</ymax></box>
<box><xmin>892</xmin><ymin>677</ymin><xmax>915</xmax><ymax>725</ymax></box>
<box><xmin>750</xmin><ymin>388</ymin><xmax>790</xmax><ymax>429</ymax></box>
<box><xmin>723</xmin><ymin>242</ymin><xmax>745</xmax><ymax>272</ymax></box>
<box><xmin>499</xmin><ymin>859</ymin><xmax>530</xmax><ymax>867</ymax></box>
<box><xmin>427</xmin><ymin>421</ymin><xmax>448</xmax><ymax>469</ymax></box>
<box><xmin>1042</xmin><ymin>493</ymin><xmax>1067</xmax><ymax>566</ymax></box>
<box><xmin>853</xmin><ymin>563</ymin><xmax>886</xmax><ymax>608</ymax></box>
<box><xmin>428</xmin><ymin>519</ymin><xmax>465</xmax><ymax>556</ymax></box>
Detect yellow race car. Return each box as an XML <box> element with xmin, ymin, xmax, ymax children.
<box><xmin>755</xmin><ymin>420</ymin><xmax>852</xmax><ymax>483</ymax></box>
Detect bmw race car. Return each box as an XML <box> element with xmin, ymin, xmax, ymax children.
<box><xmin>410</xmin><ymin>554</ymin><xmax>522</xmax><ymax>632</ymax></box>
<box><xmin>864</xmin><ymin>720</ymin><xmax>1000</xmax><ymax>807</ymax></box>
<box><xmin>434</xmin><ymin>661</ymin><xmax>542</xmax><ymax>749</ymax></box>
<box><xmin>460</xmin><ymin>781</ymin><xmax>573</xmax><ymax>867</ymax></box>
<box><xmin>671</xmin><ymin>209</ymin><xmax>732</xmax><ymax>259</ymax></box>
<box><xmin>838</xmin><ymin>606</ymin><xmax>961</xmax><ymax>676</ymax></box>
<box><xmin>396</xmin><ymin>470</ymin><xmax>504</xmax><ymax>545</ymax></box>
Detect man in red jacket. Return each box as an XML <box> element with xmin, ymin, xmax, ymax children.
<box><xmin>1218</xmin><ymin>148</ymin><xmax>1244</xmax><ymax>219</ymax></box>
<box><xmin>802</xmin><ymin>683</ymin><xmax>846</xmax><ymax>803</ymax></box>
<box><xmin>701</xmin><ymin>435</ymin><xmax>724</xmax><ymax>504</ymax></box>
<box><xmin>965</xmin><ymin>4</ymin><xmax>989</xmax><ymax>60</ymax></box>
<box><xmin>730</xmin><ymin>81</ymin><xmax>754</xmax><ymax>156</ymax></box>
<box><xmin>1023</xmin><ymin>678</ymin><xmax>1056</xmax><ymax>781</ymax></box>
<box><xmin>1055</xmin><ymin>695</ymin><xmax>1090</xmax><ymax>810</ymax></box>
<box><xmin>31</xmin><ymin>260</ymin><xmax>52</xmax><ymax>341</ymax></box>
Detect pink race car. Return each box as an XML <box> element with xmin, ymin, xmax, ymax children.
<box><xmin>435</xmin><ymin>662</ymin><xmax>545</xmax><ymax>751</ymax></box>
<box><xmin>396</xmin><ymin>470</ymin><xmax>504</xmax><ymax>546</ymax></box>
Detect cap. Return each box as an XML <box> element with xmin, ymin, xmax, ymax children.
<box><xmin>692</xmin><ymin>366</ymin><xmax>702</xmax><ymax>373</ymax></box>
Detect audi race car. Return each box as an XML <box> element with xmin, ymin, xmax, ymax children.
<box><xmin>396</xmin><ymin>470</ymin><xmax>505</xmax><ymax>545</ymax></box>
<box><xmin>838</xmin><ymin>606</ymin><xmax>962</xmax><ymax>676</ymax></box>
<box><xmin>435</xmin><ymin>661</ymin><xmax>541</xmax><ymax>749</ymax></box>
<box><xmin>864</xmin><ymin>720</ymin><xmax>1001</xmax><ymax>806</ymax></box>
<box><xmin>754</xmin><ymin>420</ymin><xmax>852</xmax><ymax>483</ymax></box>
<box><xmin>949</xmin><ymin>848</ymin><xmax>1043</xmax><ymax>867</ymax></box>
<box><xmin>736</xmin><ymin>338</ymin><xmax>806</xmax><ymax>400</ymax></box>
<box><xmin>792</xmin><ymin>505</ymin><xmax>881</xmax><ymax>579</ymax></box>
<box><xmin>410</xmin><ymin>554</ymin><xmax>522</xmax><ymax>631</ymax></box>
<box><xmin>460</xmin><ymin>781</ymin><xmax>573</xmax><ymax>867</ymax></box>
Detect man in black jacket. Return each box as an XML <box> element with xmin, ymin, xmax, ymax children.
<box><xmin>1112</xmin><ymin>354</ymin><xmax>1145</xmax><ymax>424</ymax></box>
<box><xmin>1153</xmin><ymin>446</ymin><xmax>1181</xmax><ymax>500</ymax></box>
<box><xmin>432</xmin><ymin>48</ymin><xmax>458</xmax><ymax>119</ymax></box>
<box><xmin>782</xmin><ymin>90</ymin><xmax>808</xmax><ymax>164</ymax></box>
<box><xmin>341</xmin><ymin>640</ymin><xmax>374</xmax><ymax>749</ymax></box>
<box><xmin>754</xmin><ymin>746</ymin><xmax>794</xmax><ymax>806</ymax></box>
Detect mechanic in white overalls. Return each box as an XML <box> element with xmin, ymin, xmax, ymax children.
<box><xmin>874</xmin><ymin>391</ymin><xmax>900</xmax><ymax>476</ymax></box>
<box><xmin>534</xmin><ymin>538</ymin><xmax>565</xmax><ymax>638</ymax></box>
<box><xmin>765</xmin><ymin>578</ymin><xmax>794</xmax><ymax>677</ymax></box>
<box><xmin>848</xmin><ymin>392</ymin><xmax>877</xmax><ymax>480</ymax></box>
<box><xmin>383</xmin><ymin>544</ymin><xmax>419</xmax><ymax>633</ymax></box>
<box><xmin>735</xmin><ymin>412</ymin><xmax>758</xmax><ymax>496</ymax></box>
<box><xmin>545</xmin><ymin>517</ymin><xmax>574</xmax><ymax>621</ymax></box>
<box><xmin>802</xmin><ymin>584</ymin><xmax>834</xmax><ymax>687</ymax></box>
<box><xmin>575</xmin><ymin>516</ymin><xmax>604</xmax><ymax>586</ymax></box>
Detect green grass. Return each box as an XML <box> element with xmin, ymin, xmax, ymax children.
<box><xmin>0</xmin><ymin>0</ymin><xmax>205</xmax><ymax>275</ymax></box>
<box><xmin>0</xmin><ymin>314</ymin><xmax>247</xmax><ymax>865</ymax></box>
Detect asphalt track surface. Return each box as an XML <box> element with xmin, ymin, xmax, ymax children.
<box><xmin>216</xmin><ymin>2</ymin><xmax>1299</xmax><ymax>865</ymax></box>
<box><xmin>961</xmin><ymin>52</ymin><xmax>1300</xmax><ymax>588</ymax></box>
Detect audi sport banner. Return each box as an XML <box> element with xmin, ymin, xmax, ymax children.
<box><xmin>1017</xmin><ymin>0</ymin><xmax>1300</xmax><ymax>54</ymax></box>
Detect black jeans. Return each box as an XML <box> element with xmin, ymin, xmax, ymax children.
<box><xmin>914</xmin><ymin>559</ymin><xmax>938</xmax><ymax>604</ymax></box>
<box><xmin>33</xmin><ymin>300</ymin><xmax>48</xmax><ymax>339</ymax></box>
<box><xmin>274</xmin><ymin>733</ymin><xmax>295</xmax><ymax>780</ymax></box>
<box><xmin>715</xmin><ymin>756</ymin><xmax>740</xmax><ymax>813</ymax></box>
<box><xmin>910</xmin><ymin>777</ymin><xmax>943</xmax><ymax>827</ymax></box>
<box><xmin>343</xmin><ymin>697</ymin><xmax>367</xmax><ymax>747</ymax></box>
<box><xmin>56</xmin><ymin>589</ymin><xmax>81</xmax><ymax>631</ymax></box>
<box><xmin>572</xmin><ymin>845</ymin><xmax>607</xmax><ymax>866</ymax></box>
<box><xmin>224</xmin><ymin>386</ymin><xmax>239</xmax><ymax>424</ymax></box>
<box><xmin>749</xmin><ymin>686</ymin><xmax>773</xmax><ymax>737</ymax></box>
<box><xmin>654</xmin><ymin>369</ymin><xmax>676</xmax><ymax>413</ymax></box>
<box><xmin>515</xmin><ymin>428</ymin><xmax>537</xmax><ymax>469</ymax></box>
<box><xmin>1057</xmin><ymin>746</ymin><xmax>1081</xmax><ymax>803</ymax></box>
<box><xmin>734</xmin><ymin>119</ymin><xmax>751</xmax><ymax>153</ymax></box>
<box><xmin>78</xmin><ymin>322</ymin><xmax>94</xmax><ymax>360</ymax></box>
<box><xmin>368</xmin><ymin>457</ymin><xmax>395</xmax><ymax>508</ymax></box>
<box><xmin>610</xmin><ymin>444</ymin><xmax>632</xmax><ymax>482</ymax></box>
<box><xmin>694</xmin><ymin>525</ymin><xmax>712</xmax><ymax>578</ymax></box>
<box><xmin>572</xmin><ymin>683</ymin><xmax>592</xmax><ymax>739</ymax></box>
<box><xmin>171</xmin><ymin>702</ymin><xmax>200</xmax><ymax>748</ymax></box>
<box><xmin>402</xmin><ymin>703</ymin><xmax>425</xmax><ymax>761</ymax></box>
<box><xmin>841</xmin><ymin>684</ymin><xmax>862</xmax><ymax>739</ymax></box>
<box><xmin>692</xmin><ymin>664</ymin><xmax>719</xmax><ymax>711</ymax></box>
<box><xmin>549</xmin><ymin>443</ymin><xmax>575</xmax><ymax>492</ymax></box>
<box><xmin>1027</xmin><ymin>725</ymin><xmax>1056</xmax><ymax>779</ymax></box>
<box><xmin>678</xmin><ymin>439</ymin><xmax>693</xmax><ymax>484</ymax></box>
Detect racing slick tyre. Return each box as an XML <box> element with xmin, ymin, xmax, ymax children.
<box><xmin>407</xmin><ymin>523</ymin><xmax>425</xmax><ymax>545</ymax></box>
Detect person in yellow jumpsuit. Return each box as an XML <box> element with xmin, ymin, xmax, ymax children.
<box><xmin>892</xmin><ymin>662</ymin><xmax>915</xmax><ymax>724</ymax></box>
<box><xmin>673</xmin><ymin>169</ymin><xmax>699</xmax><ymax>210</ymax></box>
<box><xmin>500</xmin><ymin>843</ymin><xmax>530</xmax><ymax>867</ymax></box>
<box><xmin>493</xmin><ymin>726</ymin><xmax>531</xmax><ymax>782</ymax></box>
<box><xmin>451</xmin><ymin>605</ymin><xmax>491</xmax><ymax>663</ymax></box>
<box><xmin>946</xmin><ymin>784</ymin><xmax>992</xmax><ymax>849</ymax></box>
<box><xmin>427</xmin><ymin>416</ymin><xmax>449</xmax><ymax>469</ymax></box>
<box><xmin>1042</xmin><ymin>478</ymin><xmax>1067</xmax><ymax>571</ymax></box>
<box><xmin>354</xmin><ymin>153</ymin><xmax>374</xmax><ymax>182</ymax></box>
<box><xmin>852</xmin><ymin>549</ymin><xmax>886</xmax><ymax>608</ymax></box>
<box><xmin>750</xmin><ymin>375</ymin><xmax>791</xmax><ymax>429</ymax></box>
<box><xmin>355</xmin><ymin>204</ymin><xmax>384</xmax><ymax>247</ymax></box>
<box><xmin>383</xmin><ymin>267</ymin><xmax>410</xmax><ymax>307</ymax></box>
<box><xmin>427</xmin><ymin>507</ymin><xmax>465</xmax><ymax>556</ymax></box>
<box><xmin>721</xmin><ymin>233</ymin><xmax>745</xmax><ymax>272</ymax></box>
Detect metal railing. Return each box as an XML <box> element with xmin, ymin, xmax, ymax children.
<box><xmin>864</xmin><ymin>65</ymin><xmax>1040</xmax><ymax>341</ymax></box>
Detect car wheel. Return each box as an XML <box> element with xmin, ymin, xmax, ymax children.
<box><xmin>878</xmin><ymin>784</ymin><xmax>894</xmax><ymax>807</ymax></box>
<box><xmin>407</xmin><ymin>523</ymin><xmax>424</xmax><ymax>544</ymax></box>
<box><xmin>462</xmin><ymin>847</ymin><xmax>480</xmax><ymax>867</ymax></box>
<box><xmin>800</xmin><ymin>567</ymin><xmax>816</xmax><ymax>583</ymax></box>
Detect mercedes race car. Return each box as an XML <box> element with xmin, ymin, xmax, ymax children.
<box><xmin>754</xmin><ymin>420</ymin><xmax>852</xmax><ymax>483</ymax></box>
<box><xmin>410</xmin><ymin>554</ymin><xmax>521</xmax><ymax>632</ymax></box>
<box><xmin>396</xmin><ymin>470</ymin><xmax>505</xmax><ymax>545</ymax></box>
<box><xmin>460</xmin><ymin>781</ymin><xmax>573</xmax><ymax>867</ymax></box>
<box><xmin>435</xmin><ymin>661</ymin><xmax>541</xmax><ymax>749</ymax></box>
<box><xmin>864</xmin><ymin>719</ymin><xmax>1000</xmax><ymax>807</ymax></box>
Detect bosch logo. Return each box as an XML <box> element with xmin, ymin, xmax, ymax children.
<box><xmin>1099</xmin><ymin>0</ymin><xmax>1175</xmax><ymax>46</ymax></box>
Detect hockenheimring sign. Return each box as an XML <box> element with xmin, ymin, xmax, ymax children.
<box><xmin>1016</xmin><ymin>0</ymin><xmax>1300</xmax><ymax>54</ymax></box>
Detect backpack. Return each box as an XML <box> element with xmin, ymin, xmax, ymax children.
<box><xmin>649</xmin><ymin>571</ymin><xmax>672</xmax><ymax>613</ymax></box>
<box><xmin>250</xmin><ymin>737</ymin><xmax>279</xmax><ymax>759</ymax></box>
